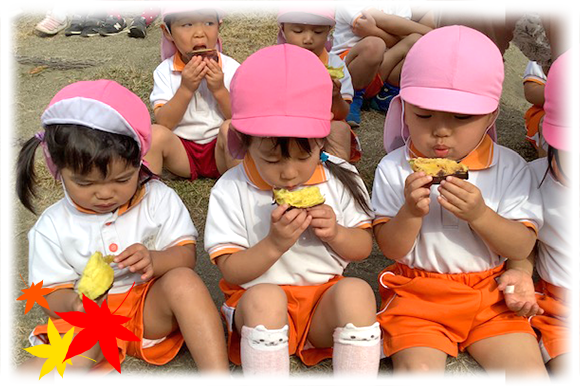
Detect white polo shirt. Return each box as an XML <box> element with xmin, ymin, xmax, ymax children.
<box><xmin>319</xmin><ymin>49</ymin><xmax>354</xmax><ymax>102</ymax></box>
<box><xmin>28</xmin><ymin>179</ymin><xmax>198</xmax><ymax>294</ymax></box>
<box><xmin>204</xmin><ymin>154</ymin><xmax>374</xmax><ymax>288</ymax></box>
<box><xmin>371</xmin><ymin>136</ymin><xmax>543</xmax><ymax>274</ymax></box>
<box><xmin>529</xmin><ymin>158</ymin><xmax>572</xmax><ymax>289</ymax></box>
<box><xmin>330</xmin><ymin>3</ymin><xmax>413</xmax><ymax>56</ymax></box>
<box><xmin>150</xmin><ymin>52</ymin><xmax>240</xmax><ymax>144</ymax></box>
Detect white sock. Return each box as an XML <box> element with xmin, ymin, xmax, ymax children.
<box><xmin>332</xmin><ymin>322</ymin><xmax>381</xmax><ymax>376</ymax></box>
<box><xmin>240</xmin><ymin>325</ymin><xmax>289</xmax><ymax>377</ymax></box>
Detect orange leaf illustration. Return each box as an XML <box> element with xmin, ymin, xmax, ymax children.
<box><xmin>17</xmin><ymin>275</ymin><xmax>53</xmax><ymax>315</ymax></box>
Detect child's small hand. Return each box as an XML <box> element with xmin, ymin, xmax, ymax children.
<box><xmin>353</xmin><ymin>10</ymin><xmax>377</xmax><ymax>37</ymax></box>
<box><xmin>181</xmin><ymin>56</ymin><xmax>208</xmax><ymax>93</ymax></box>
<box><xmin>497</xmin><ymin>269</ymin><xmax>544</xmax><ymax>317</ymax></box>
<box><xmin>331</xmin><ymin>78</ymin><xmax>342</xmax><ymax>99</ymax></box>
<box><xmin>307</xmin><ymin>204</ymin><xmax>338</xmax><ymax>243</ymax></box>
<box><xmin>403</xmin><ymin>172</ymin><xmax>432</xmax><ymax>218</ymax></box>
<box><xmin>268</xmin><ymin>204</ymin><xmax>312</xmax><ymax>254</ymax></box>
<box><xmin>204</xmin><ymin>57</ymin><xmax>225</xmax><ymax>94</ymax></box>
<box><xmin>114</xmin><ymin>243</ymin><xmax>155</xmax><ymax>281</ymax></box>
<box><xmin>438</xmin><ymin>177</ymin><xmax>487</xmax><ymax>223</ymax></box>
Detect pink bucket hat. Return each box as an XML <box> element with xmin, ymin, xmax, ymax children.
<box><xmin>276</xmin><ymin>7</ymin><xmax>335</xmax><ymax>49</ymax></box>
<box><xmin>384</xmin><ymin>26</ymin><xmax>504</xmax><ymax>153</ymax></box>
<box><xmin>228</xmin><ymin>44</ymin><xmax>332</xmax><ymax>158</ymax></box>
<box><xmin>40</xmin><ymin>79</ymin><xmax>151</xmax><ymax>178</ymax></box>
<box><xmin>161</xmin><ymin>6</ymin><xmax>223</xmax><ymax>61</ymax></box>
<box><xmin>542</xmin><ymin>50</ymin><xmax>571</xmax><ymax>151</ymax></box>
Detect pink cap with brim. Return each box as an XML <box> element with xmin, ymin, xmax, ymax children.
<box><xmin>161</xmin><ymin>6</ymin><xmax>223</xmax><ymax>61</ymax></box>
<box><xmin>228</xmin><ymin>44</ymin><xmax>332</xmax><ymax>159</ymax></box>
<box><xmin>40</xmin><ymin>80</ymin><xmax>151</xmax><ymax>177</ymax></box>
<box><xmin>542</xmin><ymin>50</ymin><xmax>571</xmax><ymax>151</ymax></box>
<box><xmin>384</xmin><ymin>26</ymin><xmax>503</xmax><ymax>153</ymax></box>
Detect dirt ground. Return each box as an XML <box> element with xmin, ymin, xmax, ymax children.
<box><xmin>10</xmin><ymin>8</ymin><xmax>537</xmax><ymax>377</ymax></box>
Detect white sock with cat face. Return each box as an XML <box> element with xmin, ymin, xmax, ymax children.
<box><xmin>332</xmin><ymin>322</ymin><xmax>381</xmax><ymax>376</ymax></box>
<box><xmin>240</xmin><ymin>324</ymin><xmax>289</xmax><ymax>376</ymax></box>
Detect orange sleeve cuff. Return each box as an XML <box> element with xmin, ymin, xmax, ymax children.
<box><xmin>372</xmin><ymin>217</ymin><xmax>391</xmax><ymax>227</ymax></box>
<box><xmin>521</xmin><ymin>220</ymin><xmax>538</xmax><ymax>236</ymax></box>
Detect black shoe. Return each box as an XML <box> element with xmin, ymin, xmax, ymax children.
<box><xmin>80</xmin><ymin>16</ymin><xmax>104</xmax><ymax>37</ymax></box>
<box><xmin>128</xmin><ymin>16</ymin><xmax>147</xmax><ymax>38</ymax></box>
<box><xmin>98</xmin><ymin>15</ymin><xmax>127</xmax><ymax>36</ymax></box>
<box><xmin>64</xmin><ymin>15</ymin><xmax>85</xmax><ymax>36</ymax></box>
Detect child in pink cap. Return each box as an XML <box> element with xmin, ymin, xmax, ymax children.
<box><xmin>372</xmin><ymin>26</ymin><xmax>548</xmax><ymax>376</ymax></box>
<box><xmin>204</xmin><ymin>44</ymin><xmax>380</xmax><ymax>376</ymax></box>
<box><xmin>16</xmin><ymin>80</ymin><xmax>229</xmax><ymax>374</ymax></box>
<box><xmin>146</xmin><ymin>6</ymin><xmax>240</xmax><ymax>181</ymax></box>
<box><xmin>330</xmin><ymin>4</ymin><xmax>432</xmax><ymax>126</ymax></box>
<box><xmin>277</xmin><ymin>6</ymin><xmax>362</xmax><ymax>163</ymax></box>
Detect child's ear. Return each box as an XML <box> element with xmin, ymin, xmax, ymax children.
<box><xmin>161</xmin><ymin>23</ymin><xmax>174</xmax><ymax>42</ymax></box>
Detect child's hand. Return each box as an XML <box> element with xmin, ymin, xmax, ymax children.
<box><xmin>307</xmin><ymin>204</ymin><xmax>338</xmax><ymax>243</ymax></box>
<box><xmin>114</xmin><ymin>243</ymin><xmax>155</xmax><ymax>281</ymax></box>
<box><xmin>181</xmin><ymin>56</ymin><xmax>208</xmax><ymax>93</ymax></box>
<box><xmin>268</xmin><ymin>204</ymin><xmax>312</xmax><ymax>254</ymax></box>
<box><xmin>331</xmin><ymin>78</ymin><xmax>342</xmax><ymax>100</ymax></box>
<box><xmin>353</xmin><ymin>10</ymin><xmax>377</xmax><ymax>37</ymax></box>
<box><xmin>497</xmin><ymin>269</ymin><xmax>544</xmax><ymax>317</ymax></box>
<box><xmin>204</xmin><ymin>57</ymin><xmax>225</xmax><ymax>94</ymax></box>
<box><xmin>403</xmin><ymin>172</ymin><xmax>432</xmax><ymax>218</ymax></box>
<box><xmin>438</xmin><ymin>177</ymin><xmax>487</xmax><ymax>223</ymax></box>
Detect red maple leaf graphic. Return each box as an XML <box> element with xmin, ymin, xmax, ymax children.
<box><xmin>55</xmin><ymin>286</ymin><xmax>140</xmax><ymax>373</ymax></box>
<box><xmin>16</xmin><ymin>276</ymin><xmax>53</xmax><ymax>315</ymax></box>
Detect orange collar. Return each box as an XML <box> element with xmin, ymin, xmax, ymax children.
<box><xmin>408</xmin><ymin>134</ymin><xmax>495</xmax><ymax>171</ymax></box>
<box><xmin>71</xmin><ymin>184</ymin><xmax>147</xmax><ymax>216</ymax></box>
<box><xmin>318</xmin><ymin>49</ymin><xmax>329</xmax><ymax>66</ymax></box>
<box><xmin>242</xmin><ymin>154</ymin><xmax>327</xmax><ymax>191</ymax></box>
<box><xmin>172</xmin><ymin>51</ymin><xmax>223</xmax><ymax>72</ymax></box>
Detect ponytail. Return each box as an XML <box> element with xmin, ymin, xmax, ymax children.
<box><xmin>16</xmin><ymin>135</ymin><xmax>43</xmax><ymax>213</ymax></box>
<box><xmin>324</xmin><ymin>159</ymin><xmax>373</xmax><ymax>216</ymax></box>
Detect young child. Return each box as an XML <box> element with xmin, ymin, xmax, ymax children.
<box><xmin>17</xmin><ymin>80</ymin><xmax>229</xmax><ymax>374</ymax></box>
<box><xmin>372</xmin><ymin>26</ymin><xmax>548</xmax><ymax>376</ymax></box>
<box><xmin>330</xmin><ymin>4</ymin><xmax>432</xmax><ymax>126</ymax></box>
<box><xmin>204</xmin><ymin>44</ymin><xmax>380</xmax><ymax>376</ymax></box>
<box><xmin>277</xmin><ymin>6</ymin><xmax>361</xmax><ymax>163</ymax></box>
<box><xmin>145</xmin><ymin>5</ymin><xmax>240</xmax><ymax>181</ymax></box>
<box><xmin>522</xmin><ymin>60</ymin><xmax>549</xmax><ymax>157</ymax></box>
<box><xmin>531</xmin><ymin>45</ymin><xmax>580</xmax><ymax>386</ymax></box>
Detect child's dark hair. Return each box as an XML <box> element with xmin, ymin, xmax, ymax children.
<box><xmin>539</xmin><ymin>145</ymin><xmax>566</xmax><ymax>186</ymax></box>
<box><xmin>236</xmin><ymin>132</ymin><xmax>373</xmax><ymax>216</ymax></box>
<box><xmin>16</xmin><ymin>124</ymin><xmax>147</xmax><ymax>214</ymax></box>
<box><xmin>163</xmin><ymin>10</ymin><xmax>220</xmax><ymax>33</ymax></box>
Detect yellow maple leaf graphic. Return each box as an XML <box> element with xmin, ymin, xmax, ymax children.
<box><xmin>22</xmin><ymin>318</ymin><xmax>75</xmax><ymax>379</ymax></box>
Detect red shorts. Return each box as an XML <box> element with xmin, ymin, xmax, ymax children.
<box><xmin>219</xmin><ymin>276</ymin><xmax>344</xmax><ymax>366</ymax></box>
<box><xmin>179</xmin><ymin>137</ymin><xmax>221</xmax><ymax>180</ymax></box>
<box><xmin>30</xmin><ymin>280</ymin><xmax>184</xmax><ymax>373</ymax></box>
<box><xmin>530</xmin><ymin>279</ymin><xmax>570</xmax><ymax>360</ymax></box>
<box><xmin>377</xmin><ymin>263</ymin><xmax>536</xmax><ymax>357</ymax></box>
<box><xmin>339</xmin><ymin>50</ymin><xmax>384</xmax><ymax>99</ymax></box>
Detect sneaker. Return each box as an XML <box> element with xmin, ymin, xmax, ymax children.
<box><xmin>98</xmin><ymin>15</ymin><xmax>127</xmax><ymax>36</ymax></box>
<box><xmin>369</xmin><ymin>82</ymin><xmax>400</xmax><ymax>112</ymax></box>
<box><xmin>0</xmin><ymin>3</ymin><xmax>24</xmax><ymax>25</ymax></box>
<box><xmin>64</xmin><ymin>15</ymin><xmax>85</xmax><ymax>36</ymax></box>
<box><xmin>128</xmin><ymin>16</ymin><xmax>147</xmax><ymax>38</ymax></box>
<box><xmin>80</xmin><ymin>16</ymin><xmax>104</xmax><ymax>37</ymax></box>
<box><xmin>346</xmin><ymin>90</ymin><xmax>365</xmax><ymax>128</ymax></box>
<box><xmin>35</xmin><ymin>13</ymin><xmax>67</xmax><ymax>36</ymax></box>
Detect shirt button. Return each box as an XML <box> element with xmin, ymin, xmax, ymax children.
<box><xmin>109</xmin><ymin>243</ymin><xmax>118</xmax><ymax>252</ymax></box>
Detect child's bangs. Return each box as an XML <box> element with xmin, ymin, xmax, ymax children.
<box><xmin>261</xmin><ymin>137</ymin><xmax>314</xmax><ymax>159</ymax></box>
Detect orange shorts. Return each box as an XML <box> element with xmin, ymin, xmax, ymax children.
<box><xmin>219</xmin><ymin>276</ymin><xmax>344</xmax><ymax>366</ymax></box>
<box><xmin>377</xmin><ymin>263</ymin><xmax>535</xmax><ymax>357</ymax></box>
<box><xmin>524</xmin><ymin>104</ymin><xmax>545</xmax><ymax>150</ymax></box>
<box><xmin>30</xmin><ymin>280</ymin><xmax>184</xmax><ymax>373</ymax></box>
<box><xmin>530</xmin><ymin>279</ymin><xmax>570</xmax><ymax>360</ymax></box>
<box><xmin>339</xmin><ymin>50</ymin><xmax>384</xmax><ymax>99</ymax></box>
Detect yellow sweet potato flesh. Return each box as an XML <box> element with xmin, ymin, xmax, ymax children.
<box><xmin>273</xmin><ymin>186</ymin><xmax>325</xmax><ymax>208</ymax></box>
<box><xmin>409</xmin><ymin>157</ymin><xmax>468</xmax><ymax>177</ymax></box>
<box><xmin>77</xmin><ymin>251</ymin><xmax>114</xmax><ymax>300</ymax></box>
<box><xmin>325</xmin><ymin>65</ymin><xmax>345</xmax><ymax>79</ymax></box>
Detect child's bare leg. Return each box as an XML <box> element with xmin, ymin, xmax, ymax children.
<box><xmin>467</xmin><ymin>333</ymin><xmax>549</xmax><ymax>378</ymax></box>
<box><xmin>215</xmin><ymin>120</ymin><xmax>242</xmax><ymax>175</ymax></box>
<box><xmin>391</xmin><ymin>347</ymin><xmax>448</xmax><ymax>373</ymax></box>
<box><xmin>325</xmin><ymin>121</ymin><xmax>352</xmax><ymax>161</ymax></box>
<box><xmin>4</xmin><ymin>344</ymin><xmax>104</xmax><ymax>386</ymax></box>
<box><xmin>378</xmin><ymin>33</ymin><xmax>422</xmax><ymax>87</ymax></box>
<box><xmin>144</xmin><ymin>124</ymin><xmax>191</xmax><ymax>177</ymax></box>
<box><xmin>548</xmin><ymin>352</ymin><xmax>580</xmax><ymax>386</ymax></box>
<box><xmin>142</xmin><ymin>267</ymin><xmax>229</xmax><ymax>373</ymax></box>
<box><xmin>344</xmin><ymin>37</ymin><xmax>387</xmax><ymax>90</ymax></box>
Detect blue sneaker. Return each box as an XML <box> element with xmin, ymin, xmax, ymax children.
<box><xmin>346</xmin><ymin>90</ymin><xmax>365</xmax><ymax>128</ymax></box>
<box><xmin>369</xmin><ymin>82</ymin><xmax>400</xmax><ymax>112</ymax></box>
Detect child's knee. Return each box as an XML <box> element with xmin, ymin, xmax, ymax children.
<box><xmin>357</xmin><ymin>37</ymin><xmax>387</xmax><ymax>63</ymax></box>
<box><xmin>239</xmin><ymin>284</ymin><xmax>288</xmax><ymax>327</ymax></box>
<box><xmin>333</xmin><ymin>277</ymin><xmax>375</xmax><ymax>305</ymax></box>
<box><xmin>157</xmin><ymin>267</ymin><xmax>206</xmax><ymax>301</ymax></box>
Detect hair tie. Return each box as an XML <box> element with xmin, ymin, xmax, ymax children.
<box><xmin>34</xmin><ymin>132</ymin><xmax>45</xmax><ymax>142</ymax></box>
<box><xmin>320</xmin><ymin>151</ymin><xmax>329</xmax><ymax>162</ymax></box>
